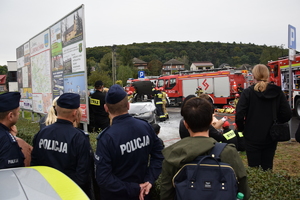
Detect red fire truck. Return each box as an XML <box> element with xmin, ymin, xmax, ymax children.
<box><xmin>267</xmin><ymin>54</ymin><xmax>300</xmax><ymax>118</ymax></box>
<box><xmin>156</xmin><ymin>69</ymin><xmax>252</xmax><ymax>106</ymax></box>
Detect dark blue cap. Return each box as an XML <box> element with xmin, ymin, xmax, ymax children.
<box><xmin>57</xmin><ymin>93</ymin><xmax>80</xmax><ymax>109</ymax></box>
<box><xmin>0</xmin><ymin>92</ymin><xmax>21</xmax><ymax>112</ymax></box>
<box><xmin>105</xmin><ymin>84</ymin><xmax>127</xmax><ymax>104</ymax></box>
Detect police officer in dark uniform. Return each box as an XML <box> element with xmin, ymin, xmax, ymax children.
<box><xmin>31</xmin><ymin>93</ymin><xmax>92</xmax><ymax>198</ymax></box>
<box><xmin>0</xmin><ymin>92</ymin><xmax>24</xmax><ymax>169</ymax></box>
<box><xmin>95</xmin><ymin>84</ymin><xmax>164</xmax><ymax>200</ymax></box>
<box><xmin>89</xmin><ymin>80</ymin><xmax>109</xmax><ymax>132</ymax></box>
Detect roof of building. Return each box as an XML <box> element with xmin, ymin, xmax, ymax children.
<box><xmin>192</xmin><ymin>61</ymin><xmax>214</xmax><ymax>67</ymax></box>
<box><xmin>133</xmin><ymin>57</ymin><xmax>147</xmax><ymax>64</ymax></box>
<box><xmin>0</xmin><ymin>75</ymin><xmax>6</xmax><ymax>85</ymax></box>
<box><xmin>164</xmin><ymin>59</ymin><xmax>184</xmax><ymax>65</ymax></box>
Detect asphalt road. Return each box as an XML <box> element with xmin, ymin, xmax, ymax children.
<box><xmin>158</xmin><ymin>107</ymin><xmax>299</xmax><ymax>148</ymax></box>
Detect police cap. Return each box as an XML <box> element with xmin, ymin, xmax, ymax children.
<box><xmin>57</xmin><ymin>93</ymin><xmax>80</xmax><ymax>109</ymax></box>
<box><xmin>105</xmin><ymin>84</ymin><xmax>127</xmax><ymax>104</ymax></box>
<box><xmin>0</xmin><ymin>92</ymin><xmax>21</xmax><ymax>112</ymax></box>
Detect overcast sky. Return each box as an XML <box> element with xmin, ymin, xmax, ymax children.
<box><xmin>1</xmin><ymin>0</ymin><xmax>299</xmax><ymax>65</ymax></box>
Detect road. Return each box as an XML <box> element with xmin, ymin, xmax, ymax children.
<box><xmin>158</xmin><ymin>107</ymin><xmax>300</xmax><ymax>148</ymax></box>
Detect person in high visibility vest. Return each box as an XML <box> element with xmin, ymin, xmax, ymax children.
<box><xmin>222</xmin><ymin>121</ymin><xmax>238</xmax><ymax>150</ymax></box>
<box><xmin>160</xmin><ymin>87</ymin><xmax>169</xmax><ymax>119</ymax></box>
<box><xmin>127</xmin><ymin>91</ymin><xmax>134</xmax><ymax>103</ymax></box>
<box><xmin>233</xmin><ymin>93</ymin><xmax>240</xmax><ymax>107</ymax></box>
<box><xmin>195</xmin><ymin>86</ymin><xmax>204</xmax><ymax>97</ymax></box>
<box><xmin>154</xmin><ymin>88</ymin><xmax>166</xmax><ymax>122</ymax></box>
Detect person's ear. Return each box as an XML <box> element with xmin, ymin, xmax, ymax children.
<box><xmin>183</xmin><ymin>120</ymin><xmax>189</xmax><ymax>130</ymax></box>
<box><xmin>104</xmin><ymin>104</ymin><xmax>109</xmax><ymax>112</ymax></box>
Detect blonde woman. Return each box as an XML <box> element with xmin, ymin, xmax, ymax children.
<box><xmin>39</xmin><ymin>96</ymin><xmax>59</xmax><ymax>130</ymax></box>
<box><xmin>235</xmin><ymin>64</ymin><xmax>292</xmax><ymax>170</ymax></box>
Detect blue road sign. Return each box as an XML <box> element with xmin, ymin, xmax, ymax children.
<box><xmin>288</xmin><ymin>25</ymin><xmax>296</xmax><ymax>49</ymax></box>
<box><xmin>138</xmin><ymin>71</ymin><xmax>145</xmax><ymax>78</ymax></box>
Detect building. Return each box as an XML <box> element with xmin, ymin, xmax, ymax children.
<box><xmin>0</xmin><ymin>75</ymin><xmax>7</xmax><ymax>92</ymax></box>
<box><xmin>133</xmin><ymin>58</ymin><xmax>148</xmax><ymax>70</ymax></box>
<box><xmin>162</xmin><ymin>59</ymin><xmax>185</xmax><ymax>75</ymax></box>
<box><xmin>190</xmin><ymin>61</ymin><xmax>214</xmax><ymax>71</ymax></box>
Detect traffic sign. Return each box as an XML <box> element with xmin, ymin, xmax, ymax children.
<box><xmin>138</xmin><ymin>71</ymin><xmax>145</xmax><ymax>78</ymax></box>
<box><xmin>288</xmin><ymin>24</ymin><xmax>296</xmax><ymax>49</ymax></box>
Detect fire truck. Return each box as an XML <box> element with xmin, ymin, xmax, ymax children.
<box><xmin>267</xmin><ymin>54</ymin><xmax>300</xmax><ymax>118</ymax></box>
<box><xmin>156</xmin><ymin>69</ymin><xmax>252</xmax><ymax>106</ymax></box>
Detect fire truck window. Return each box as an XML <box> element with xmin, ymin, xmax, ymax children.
<box><xmin>169</xmin><ymin>78</ymin><xmax>176</xmax><ymax>88</ymax></box>
<box><xmin>157</xmin><ymin>79</ymin><xmax>164</xmax><ymax>87</ymax></box>
<box><xmin>165</xmin><ymin>79</ymin><xmax>169</xmax><ymax>88</ymax></box>
<box><xmin>274</xmin><ymin>65</ymin><xmax>278</xmax><ymax>78</ymax></box>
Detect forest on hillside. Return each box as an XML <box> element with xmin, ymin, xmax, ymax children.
<box><xmin>0</xmin><ymin>41</ymin><xmax>293</xmax><ymax>88</ymax></box>
<box><xmin>85</xmin><ymin>41</ymin><xmax>291</xmax><ymax>86</ymax></box>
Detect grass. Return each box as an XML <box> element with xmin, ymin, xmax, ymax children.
<box><xmin>15</xmin><ymin>116</ymin><xmax>300</xmax><ymax>200</ymax></box>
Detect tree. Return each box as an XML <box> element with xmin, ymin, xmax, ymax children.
<box><xmin>117</xmin><ymin>65</ymin><xmax>133</xmax><ymax>86</ymax></box>
<box><xmin>119</xmin><ymin>47</ymin><xmax>133</xmax><ymax>66</ymax></box>
<box><xmin>99</xmin><ymin>53</ymin><xmax>112</xmax><ymax>72</ymax></box>
<box><xmin>0</xmin><ymin>65</ymin><xmax>8</xmax><ymax>75</ymax></box>
<box><xmin>88</xmin><ymin>70</ymin><xmax>112</xmax><ymax>88</ymax></box>
<box><xmin>148</xmin><ymin>60</ymin><xmax>162</xmax><ymax>76</ymax></box>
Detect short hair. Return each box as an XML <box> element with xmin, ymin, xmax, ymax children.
<box><xmin>152</xmin><ymin>123</ymin><xmax>161</xmax><ymax>134</ymax></box>
<box><xmin>181</xmin><ymin>94</ymin><xmax>196</xmax><ymax>116</ymax></box>
<box><xmin>181</xmin><ymin>97</ymin><xmax>213</xmax><ymax>133</ymax></box>
<box><xmin>55</xmin><ymin>105</ymin><xmax>75</xmax><ymax>118</ymax></box>
<box><xmin>106</xmin><ymin>96</ymin><xmax>128</xmax><ymax>115</ymax></box>
<box><xmin>0</xmin><ymin>110</ymin><xmax>11</xmax><ymax>120</ymax></box>
<box><xmin>252</xmin><ymin>64</ymin><xmax>269</xmax><ymax>92</ymax></box>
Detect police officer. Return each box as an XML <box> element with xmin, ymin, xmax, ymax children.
<box><xmin>95</xmin><ymin>84</ymin><xmax>164</xmax><ymax>200</ymax></box>
<box><xmin>0</xmin><ymin>92</ymin><xmax>24</xmax><ymax>169</ymax></box>
<box><xmin>154</xmin><ymin>87</ymin><xmax>166</xmax><ymax>122</ymax></box>
<box><xmin>89</xmin><ymin>80</ymin><xmax>109</xmax><ymax>132</ymax></box>
<box><xmin>31</xmin><ymin>93</ymin><xmax>92</xmax><ymax>197</ymax></box>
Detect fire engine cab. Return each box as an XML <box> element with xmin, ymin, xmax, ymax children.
<box><xmin>156</xmin><ymin>69</ymin><xmax>252</xmax><ymax>106</ymax></box>
<box><xmin>267</xmin><ymin>54</ymin><xmax>300</xmax><ymax>118</ymax></box>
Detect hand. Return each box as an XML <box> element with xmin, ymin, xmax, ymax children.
<box><xmin>139</xmin><ymin>182</ymin><xmax>152</xmax><ymax>200</ymax></box>
<box><xmin>10</xmin><ymin>125</ymin><xmax>18</xmax><ymax>136</ymax></box>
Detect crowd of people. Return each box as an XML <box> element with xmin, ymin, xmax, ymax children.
<box><xmin>0</xmin><ymin>63</ymin><xmax>293</xmax><ymax>200</ymax></box>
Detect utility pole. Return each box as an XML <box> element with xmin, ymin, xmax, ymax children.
<box><xmin>112</xmin><ymin>45</ymin><xmax>117</xmax><ymax>84</ymax></box>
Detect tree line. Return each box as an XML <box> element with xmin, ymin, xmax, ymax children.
<box><xmin>86</xmin><ymin>41</ymin><xmax>291</xmax><ymax>86</ymax></box>
<box><xmin>0</xmin><ymin>41</ymin><xmax>293</xmax><ymax>88</ymax></box>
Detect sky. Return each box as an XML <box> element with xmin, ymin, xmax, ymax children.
<box><xmin>1</xmin><ymin>0</ymin><xmax>300</xmax><ymax>66</ymax></box>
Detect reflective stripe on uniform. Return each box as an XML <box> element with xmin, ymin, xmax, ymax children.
<box><xmin>223</xmin><ymin>130</ymin><xmax>236</xmax><ymax>140</ymax></box>
<box><xmin>238</xmin><ymin>132</ymin><xmax>244</xmax><ymax>137</ymax></box>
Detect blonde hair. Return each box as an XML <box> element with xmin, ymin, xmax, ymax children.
<box><xmin>252</xmin><ymin>64</ymin><xmax>269</xmax><ymax>92</ymax></box>
<box><xmin>45</xmin><ymin>96</ymin><xmax>59</xmax><ymax>126</ymax></box>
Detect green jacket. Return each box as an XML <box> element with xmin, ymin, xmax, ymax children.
<box><xmin>160</xmin><ymin>136</ymin><xmax>250</xmax><ymax>200</ymax></box>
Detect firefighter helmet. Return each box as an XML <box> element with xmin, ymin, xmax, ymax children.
<box><xmin>222</xmin><ymin>121</ymin><xmax>230</xmax><ymax>128</ymax></box>
<box><xmin>127</xmin><ymin>91</ymin><xmax>133</xmax><ymax>95</ymax></box>
<box><xmin>235</xmin><ymin>94</ymin><xmax>240</xmax><ymax>98</ymax></box>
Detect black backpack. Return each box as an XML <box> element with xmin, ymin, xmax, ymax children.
<box><xmin>172</xmin><ymin>143</ymin><xmax>238</xmax><ymax>200</ymax></box>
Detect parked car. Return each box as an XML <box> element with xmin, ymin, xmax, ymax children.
<box><xmin>0</xmin><ymin>166</ymin><xmax>89</xmax><ymax>200</ymax></box>
<box><xmin>128</xmin><ymin>81</ymin><xmax>157</xmax><ymax>124</ymax></box>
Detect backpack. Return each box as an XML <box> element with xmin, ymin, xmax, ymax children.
<box><xmin>172</xmin><ymin>143</ymin><xmax>238</xmax><ymax>200</ymax></box>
